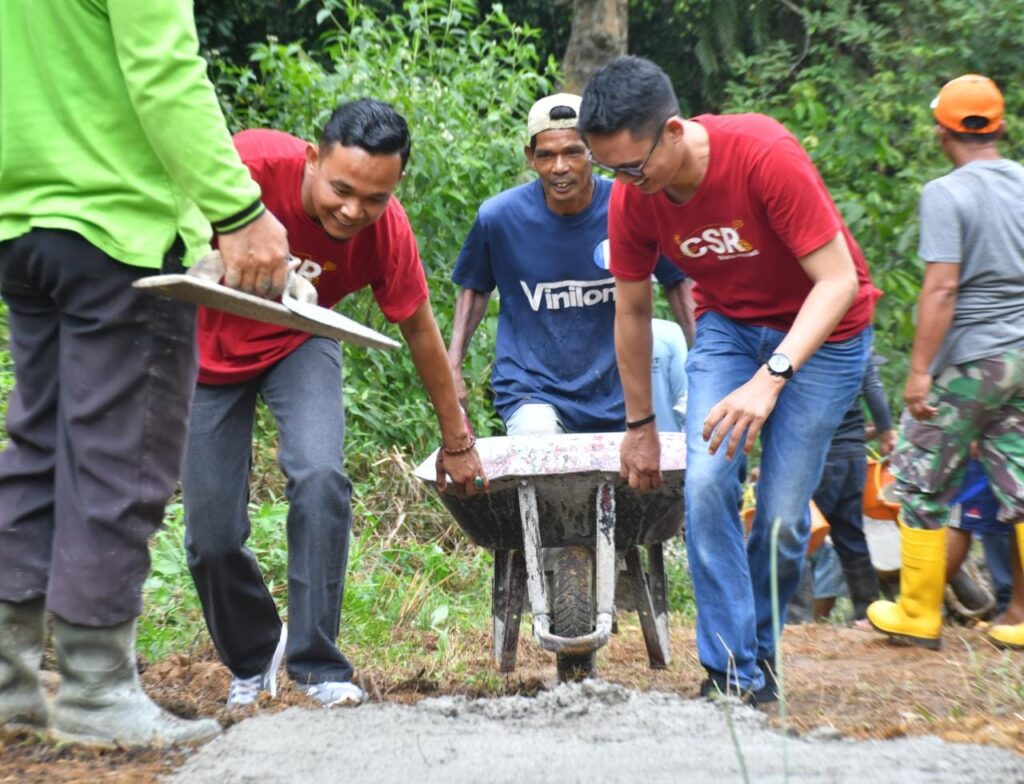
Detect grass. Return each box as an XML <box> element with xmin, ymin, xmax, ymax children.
<box><xmin>0</xmin><ymin>302</ymin><xmax>12</xmax><ymax>450</ymax></box>
<box><xmin>138</xmin><ymin>444</ymin><xmax>699</xmax><ymax>668</ymax></box>
<box><xmin>138</xmin><ymin>448</ymin><xmax>500</xmax><ymax>666</ymax></box>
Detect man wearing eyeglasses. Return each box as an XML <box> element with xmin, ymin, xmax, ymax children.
<box><xmin>448</xmin><ymin>93</ymin><xmax>693</xmax><ymax>437</ymax></box>
<box><xmin>578</xmin><ymin>56</ymin><xmax>879</xmax><ymax>704</ymax></box>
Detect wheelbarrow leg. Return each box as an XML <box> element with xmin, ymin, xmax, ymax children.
<box><xmin>624</xmin><ymin>546</ymin><xmax>671</xmax><ymax>669</ymax></box>
<box><xmin>517</xmin><ymin>480</ymin><xmax>551</xmax><ymax>623</ymax></box>
<box><xmin>647</xmin><ymin>542</ymin><xmax>671</xmax><ymax>665</ymax></box>
<box><xmin>491</xmin><ymin>549</ymin><xmax>526</xmax><ymax>672</ymax></box>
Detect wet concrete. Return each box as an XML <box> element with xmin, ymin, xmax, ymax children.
<box><xmin>168</xmin><ymin>681</ymin><xmax>1024</xmax><ymax>783</ymax></box>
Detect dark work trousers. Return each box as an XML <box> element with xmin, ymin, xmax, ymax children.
<box><xmin>812</xmin><ymin>455</ymin><xmax>870</xmax><ymax>562</ymax></box>
<box><xmin>182</xmin><ymin>337</ymin><xmax>354</xmax><ymax>686</ymax></box>
<box><xmin>0</xmin><ymin>229</ymin><xmax>197</xmax><ymax>626</ymax></box>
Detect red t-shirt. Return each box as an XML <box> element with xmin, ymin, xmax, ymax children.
<box><xmin>609</xmin><ymin>114</ymin><xmax>879</xmax><ymax>340</ymax></box>
<box><xmin>197</xmin><ymin>129</ymin><xmax>428</xmax><ymax>385</ymax></box>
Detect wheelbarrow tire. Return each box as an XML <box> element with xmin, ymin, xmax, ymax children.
<box><xmin>553</xmin><ymin>545</ymin><xmax>596</xmax><ymax>682</ymax></box>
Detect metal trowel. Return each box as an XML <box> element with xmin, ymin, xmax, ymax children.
<box><xmin>133</xmin><ymin>251</ymin><xmax>400</xmax><ymax>350</ymax></box>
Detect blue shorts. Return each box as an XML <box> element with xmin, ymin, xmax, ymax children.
<box><xmin>950</xmin><ymin>459</ymin><xmax>1009</xmax><ymax>536</ymax></box>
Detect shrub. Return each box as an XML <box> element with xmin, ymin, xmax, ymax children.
<box><xmin>209</xmin><ymin>0</ymin><xmax>557</xmax><ymax>474</ymax></box>
<box><xmin>721</xmin><ymin>0</ymin><xmax>1024</xmax><ymax>393</ymax></box>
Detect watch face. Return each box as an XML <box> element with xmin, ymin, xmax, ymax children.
<box><xmin>768</xmin><ymin>354</ymin><xmax>791</xmax><ymax>375</ymax></box>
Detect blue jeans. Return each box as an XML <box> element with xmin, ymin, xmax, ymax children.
<box><xmin>981</xmin><ymin>531</ymin><xmax>1013</xmax><ymax>614</ymax></box>
<box><xmin>813</xmin><ymin>456</ymin><xmax>870</xmax><ymax>562</ymax></box>
<box><xmin>684</xmin><ymin>312</ymin><xmax>870</xmax><ymax>689</ymax></box>
<box><xmin>182</xmin><ymin>337</ymin><xmax>354</xmax><ymax>685</ymax></box>
<box><xmin>809</xmin><ymin>541</ymin><xmax>847</xmax><ymax>599</ymax></box>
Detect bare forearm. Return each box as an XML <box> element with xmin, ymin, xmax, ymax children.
<box><xmin>909</xmin><ymin>287</ymin><xmax>956</xmax><ymax>374</ymax></box>
<box><xmin>775</xmin><ymin>277</ymin><xmax>857</xmax><ymax>368</ymax></box>
<box><xmin>616</xmin><ymin>286</ymin><xmax>654</xmax><ymax>421</ymax></box>
<box><xmin>665</xmin><ymin>280</ymin><xmax>696</xmax><ymax>348</ymax></box>
<box><xmin>776</xmin><ymin>234</ymin><xmax>859</xmax><ymax>369</ymax></box>
<box><xmin>402</xmin><ymin>308</ymin><xmax>472</xmax><ymax>447</ymax></box>
<box><xmin>447</xmin><ymin>288</ymin><xmax>490</xmax><ymax>370</ymax></box>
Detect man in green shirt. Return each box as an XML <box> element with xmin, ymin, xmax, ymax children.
<box><xmin>0</xmin><ymin>0</ymin><xmax>290</xmax><ymax>748</ymax></box>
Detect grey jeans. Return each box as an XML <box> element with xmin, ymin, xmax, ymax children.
<box><xmin>0</xmin><ymin>229</ymin><xmax>197</xmax><ymax>626</ymax></box>
<box><xmin>182</xmin><ymin>337</ymin><xmax>354</xmax><ymax>685</ymax></box>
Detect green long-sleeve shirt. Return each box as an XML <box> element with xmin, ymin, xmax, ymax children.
<box><xmin>0</xmin><ymin>0</ymin><xmax>264</xmax><ymax>268</ymax></box>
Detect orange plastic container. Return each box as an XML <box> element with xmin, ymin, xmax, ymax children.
<box><xmin>742</xmin><ymin>500</ymin><xmax>830</xmax><ymax>556</ymax></box>
<box><xmin>863</xmin><ymin>458</ymin><xmax>900</xmax><ymax>522</ymax></box>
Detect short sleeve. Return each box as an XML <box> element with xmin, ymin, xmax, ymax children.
<box><xmin>653</xmin><ymin>255</ymin><xmax>686</xmax><ymax>287</ymax></box>
<box><xmin>370</xmin><ymin>203</ymin><xmax>429</xmax><ymax>323</ymax></box>
<box><xmin>451</xmin><ymin>213</ymin><xmax>496</xmax><ymax>293</ymax></box>
<box><xmin>751</xmin><ymin>137</ymin><xmax>842</xmax><ymax>259</ymax></box>
<box><xmin>917</xmin><ymin>182</ymin><xmax>962</xmax><ymax>263</ymax></box>
<box><xmin>608</xmin><ymin>180</ymin><xmax>660</xmax><ymax>281</ymax></box>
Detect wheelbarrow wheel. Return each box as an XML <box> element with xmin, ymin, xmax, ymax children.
<box><xmin>553</xmin><ymin>545</ymin><xmax>595</xmax><ymax>682</ymax></box>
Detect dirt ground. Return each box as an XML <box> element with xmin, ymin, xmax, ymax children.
<box><xmin>2</xmin><ymin>620</ymin><xmax>1022</xmax><ymax>783</ymax></box>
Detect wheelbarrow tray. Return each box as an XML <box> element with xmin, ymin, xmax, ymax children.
<box><xmin>415</xmin><ymin>433</ymin><xmax>686</xmax><ymax>674</ymax></box>
<box><xmin>413</xmin><ymin>433</ymin><xmax>686</xmax><ymax>549</ymax></box>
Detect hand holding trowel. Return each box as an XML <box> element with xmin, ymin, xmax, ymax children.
<box><xmin>133</xmin><ymin>250</ymin><xmax>399</xmax><ymax>350</ymax></box>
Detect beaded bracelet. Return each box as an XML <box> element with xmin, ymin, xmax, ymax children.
<box><xmin>441</xmin><ymin>434</ymin><xmax>477</xmax><ymax>455</ymax></box>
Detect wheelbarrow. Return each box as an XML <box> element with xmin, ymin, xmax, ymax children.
<box><xmin>414</xmin><ymin>432</ymin><xmax>685</xmax><ymax>681</ymax></box>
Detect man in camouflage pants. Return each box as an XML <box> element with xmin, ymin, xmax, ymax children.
<box><xmin>867</xmin><ymin>74</ymin><xmax>1024</xmax><ymax>650</ymax></box>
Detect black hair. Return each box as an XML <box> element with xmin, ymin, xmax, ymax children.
<box><xmin>528</xmin><ymin>103</ymin><xmax>579</xmax><ymax>151</ymax></box>
<box><xmin>946</xmin><ymin>115</ymin><xmax>1002</xmax><ymax>144</ymax></box>
<box><xmin>320</xmin><ymin>98</ymin><xmax>411</xmax><ymax>169</ymax></box>
<box><xmin>578</xmin><ymin>56</ymin><xmax>679</xmax><ymax>140</ymax></box>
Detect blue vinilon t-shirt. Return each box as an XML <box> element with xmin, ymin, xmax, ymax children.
<box><xmin>453</xmin><ymin>176</ymin><xmax>684</xmax><ymax>432</ymax></box>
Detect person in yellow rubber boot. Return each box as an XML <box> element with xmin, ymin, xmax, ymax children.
<box><xmin>866</xmin><ymin>74</ymin><xmax>1024</xmax><ymax>651</ymax></box>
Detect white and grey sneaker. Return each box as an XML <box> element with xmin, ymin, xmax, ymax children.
<box><xmin>226</xmin><ymin>623</ymin><xmax>288</xmax><ymax>708</ymax></box>
<box><xmin>306</xmin><ymin>680</ymin><xmax>365</xmax><ymax>707</ymax></box>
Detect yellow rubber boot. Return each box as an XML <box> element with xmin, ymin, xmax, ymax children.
<box><xmin>866</xmin><ymin>522</ymin><xmax>946</xmax><ymax>650</ymax></box>
<box><xmin>987</xmin><ymin>522</ymin><xmax>1024</xmax><ymax>650</ymax></box>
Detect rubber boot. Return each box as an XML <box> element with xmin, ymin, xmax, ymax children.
<box><xmin>840</xmin><ymin>555</ymin><xmax>881</xmax><ymax>621</ymax></box>
<box><xmin>945</xmin><ymin>563</ymin><xmax>995</xmax><ymax>620</ymax></box>
<box><xmin>987</xmin><ymin>523</ymin><xmax>1024</xmax><ymax>650</ymax></box>
<box><xmin>0</xmin><ymin>598</ymin><xmax>48</xmax><ymax>731</ymax></box>
<box><xmin>51</xmin><ymin>617</ymin><xmax>220</xmax><ymax>748</ymax></box>
<box><xmin>866</xmin><ymin>523</ymin><xmax>946</xmax><ymax>650</ymax></box>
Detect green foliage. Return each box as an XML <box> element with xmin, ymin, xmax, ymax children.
<box><xmin>140</xmin><ymin>501</ymin><xmax>293</xmax><ymax>659</ymax></box>
<box><xmin>720</xmin><ymin>0</ymin><xmax>1024</xmax><ymax>394</ymax></box>
<box><xmin>210</xmin><ymin>0</ymin><xmax>555</xmax><ymax>464</ymax></box>
<box><xmin>195</xmin><ymin>0</ymin><xmax>323</xmax><ymax>62</ymax></box>
<box><xmin>0</xmin><ymin>302</ymin><xmax>11</xmax><ymax>450</ymax></box>
<box><xmin>138</xmin><ymin>489</ymin><xmax>495</xmax><ymax>664</ymax></box>
<box><xmin>664</xmin><ymin>538</ymin><xmax>697</xmax><ymax>618</ymax></box>
<box><xmin>4</xmin><ymin>0</ymin><xmax>1024</xmax><ymax>673</ymax></box>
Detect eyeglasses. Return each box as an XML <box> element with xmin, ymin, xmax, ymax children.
<box><xmin>587</xmin><ymin>115</ymin><xmax>674</xmax><ymax>178</ymax></box>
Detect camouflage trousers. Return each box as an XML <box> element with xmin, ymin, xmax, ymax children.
<box><xmin>891</xmin><ymin>347</ymin><xmax>1024</xmax><ymax>530</ymax></box>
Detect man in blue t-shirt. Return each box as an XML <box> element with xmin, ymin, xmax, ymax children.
<box><xmin>651</xmin><ymin>318</ymin><xmax>687</xmax><ymax>433</ymax></box>
<box><xmin>447</xmin><ymin>93</ymin><xmax>690</xmax><ymax>435</ymax></box>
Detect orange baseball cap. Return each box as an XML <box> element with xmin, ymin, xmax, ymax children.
<box><xmin>930</xmin><ymin>74</ymin><xmax>1004</xmax><ymax>133</ymax></box>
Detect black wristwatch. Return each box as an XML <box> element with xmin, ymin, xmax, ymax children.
<box><xmin>766</xmin><ymin>352</ymin><xmax>794</xmax><ymax>379</ymax></box>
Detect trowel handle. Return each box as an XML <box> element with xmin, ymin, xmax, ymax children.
<box><xmin>191</xmin><ymin>250</ymin><xmax>318</xmax><ymax>305</ymax></box>
<box><xmin>188</xmin><ymin>250</ymin><xmax>226</xmax><ymax>283</ymax></box>
<box><xmin>284</xmin><ymin>267</ymin><xmax>319</xmax><ymax>305</ymax></box>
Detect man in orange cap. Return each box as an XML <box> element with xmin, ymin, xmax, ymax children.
<box><xmin>867</xmin><ymin>75</ymin><xmax>1024</xmax><ymax>651</ymax></box>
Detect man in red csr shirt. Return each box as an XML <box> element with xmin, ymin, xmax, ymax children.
<box><xmin>181</xmin><ymin>99</ymin><xmax>486</xmax><ymax>709</ymax></box>
<box><xmin>578</xmin><ymin>56</ymin><xmax>878</xmax><ymax>704</ymax></box>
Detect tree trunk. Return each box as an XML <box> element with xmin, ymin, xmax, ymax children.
<box><xmin>560</xmin><ymin>0</ymin><xmax>628</xmax><ymax>94</ymax></box>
